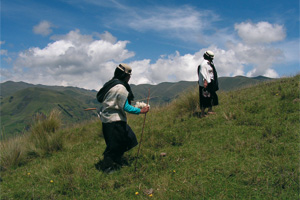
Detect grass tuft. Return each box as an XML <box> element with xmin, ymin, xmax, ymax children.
<box><xmin>172</xmin><ymin>86</ymin><xmax>199</xmax><ymax>116</ymax></box>
<box><xmin>28</xmin><ymin>109</ymin><xmax>63</xmax><ymax>156</ymax></box>
<box><xmin>0</xmin><ymin>135</ymin><xmax>27</xmax><ymax>171</ymax></box>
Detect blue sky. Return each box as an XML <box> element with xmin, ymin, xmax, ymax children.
<box><xmin>1</xmin><ymin>0</ymin><xmax>299</xmax><ymax>89</ymax></box>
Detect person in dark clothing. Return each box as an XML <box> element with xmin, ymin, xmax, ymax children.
<box><xmin>96</xmin><ymin>63</ymin><xmax>149</xmax><ymax>173</ymax></box>
<box><xmin>197</xmin><ymin>50</ymin><xmax>219</xmax><ymax>117</ymax></box>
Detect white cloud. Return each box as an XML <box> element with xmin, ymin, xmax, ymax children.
<box><xmin>1</xmin><ymin>49</ymin><xmax>7</xmax><ymax>56</ymax></box>
<box><xmin>5</xmin><ymin>30</ymin><xmax>229</xmax><ymax>89</ymax></box>
<box><xmin>106</xmin><ymin>5</ymin><xmax>220</xmax><ymax>44</ymax></box>
<box><xmin>0</xmin><ymin>41</ymin><xmax>6</xmax><ymax>55</ymax></box>
<box><xmin>3</xmin><ymin>19</ymin><xmax>291</xmax><ymax>89</ymax></box>
<box><xmin>0</xmin><ymin>41</ymin><xmax>12</xmax><ymax>65</ymax></box>
<box><xmin>227</xmin><ymin>21</ymin><xmax>285</xmax><ymax>78</ymax></box>
<box><xmin>97</xmin><ymin>31</ymin><xmax>117</xmax><ymax>44</ymax></box>
<box><xmin>33</xmin><ymin>20</ymin><xmax>53</xmax><ymax>36</ymax></box>
<box><xmin>127</xmin><ymin>6</ymin><xmax>206</xmax><ymax>31</ymax></box>
<box><xmin>129</xmin><ymin>47</ymin><xmax>244</xmax><ymax>85</ymax></box>
<box><xmin>11</xmin><ymin>30</ymin><xmax>135</xmax><ymax>89</ymax></box>
<box><xmin>234</xmin><ymin>21</ymin><xmax>286</xmax><ymax>44</ymax></box>
<box><xmin>263</xmin><ymin>69</ymin><xmax>279</xmax><ymax>78</ymax></box>
<box><xmin>209</xmin><ymin>47</ymin><xmax>245</xmax><ymax>77</ymax></box>
<box><xmin>275</xmin><ymin>38</ymin><xmax>300</xmax><ymax>64</ymax></box>
<box><xmin>0</xmin><ymin>68</ymin><xmax>13</xmax><ymax>80</ymax></box>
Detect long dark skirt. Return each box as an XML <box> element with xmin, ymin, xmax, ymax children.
<box><xmin>102</xmin><ymin>121</ymin><xmax>138</xmax><ymax>164</ymax></box>
<box><xmin>199</xmin><ymin>81</ymin><xmax>219</xmax><ymax>109</ymax></box>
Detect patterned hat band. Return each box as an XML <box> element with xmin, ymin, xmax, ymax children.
<box><xmin>118</xmin><ymin>63</ymin><xmax>132</xmax><ymax>75</ymax></box>
<box><xmin>205</xmin><ymin>50</ymin><xmax>214</xmax><ymax>58</ymax></box>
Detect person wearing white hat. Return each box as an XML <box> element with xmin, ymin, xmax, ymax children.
<box><xmin>96</xmin><ymin>63</ymin><xmax>149</xmax><ymax>173</ymax></box>
<box><xmin>197</xmin><ymin>50</ymin><xmax>219</xmax><ymax>117</ymax></box>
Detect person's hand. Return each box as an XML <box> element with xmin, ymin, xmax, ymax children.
<box><xmin>140</xmin><ymin>106</ymin><xmax>149</xmax><ymax>114</ymax></box>
<box><xmin>204</xmin><ymin>80</ymin><xmax>208</xmax><ymax>88</ymax></box>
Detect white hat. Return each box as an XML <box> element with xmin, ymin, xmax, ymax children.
<box><xmin>117</xmin><ymin>63</ymin><xmax>132</xmax><ymax>75</ymax></box>
<box><xmin>205</xmin><ymin>50</ymin><xmax>214</xmax><ymax>59</ymax></box>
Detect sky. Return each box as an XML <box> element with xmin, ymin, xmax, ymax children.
<box><xmin>1</xmin><ymin>0</ymin><xmax>299</xmax><ymax>90</ymax></box>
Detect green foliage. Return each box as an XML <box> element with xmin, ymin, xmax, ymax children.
<box><xmin>28</xmin><ymin>110</ymin><xmax>63</xmax><ymax>156</ymax></box>
<box><xmin>0</xmin><ymin>76</ymin><xmax>272</xmax><ymax>138</ymax></box>
<box><xmin>0</xmin><ymin>75</ymin><xmax>299</xmax><ymax>199</ymax></box>
<box><xmin>0</xmin><ymin>135</ymin><xmax>28</xmax><ymax>171</ymax></box>
<box><xmin>172</xmin><ymin>86</ymin><xmax>199</xmax><ymax>116</ymax></box>
<box><xmin>0</xmin><ymin>110</ymin><xmax>64</xmax><ymax>171</ymax></box>
<box><xmin>0</xmin><ymin>87</ymin><xmax>98</xmax><ymax>138</ymax></box>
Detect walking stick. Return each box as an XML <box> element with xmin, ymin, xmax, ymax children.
<box><xmin>84</xmin><ymin>108</ymin><xmax>97</xmax><ymax>111</ymax></box>
<box><xmin>134</xmin><ymin>88</ymin><xmax>150</xmax><ymax>172</ymax></box>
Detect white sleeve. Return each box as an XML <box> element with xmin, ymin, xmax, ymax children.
<box><xmin>200</xmin><ymin>63</ymin><xmax>211</xmax><ymax>84</ymax></box>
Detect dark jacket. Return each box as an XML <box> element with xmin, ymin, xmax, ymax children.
<box><xmin>97</xmin><ymin>79</ymin><xmax>134</xmax><ymax>104</ymax></box>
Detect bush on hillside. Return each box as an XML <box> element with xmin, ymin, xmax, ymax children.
<box><xmin>28</xmin><ymin>109</ymin><xmax>63</xmax><ymax>156</ymax></box>
<box><xmin>0</xmin><ymin>135</ymin><xmax>27</xmax><ymax>171</ymax></box>
<box><xmin>172</xmin><ymin>86</ymin><xmax>199</xmax><ymax>116</ymax></box>
<box><xmin>0</xmin><ymin>110</ymin><xmax>65</xmax><ymax>170</ymax></box>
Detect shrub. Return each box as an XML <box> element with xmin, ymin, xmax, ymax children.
<box><xmin>28</xmin><ymin>109</ymin><xmax>63</xmax><ymax>156</ymax></box>
<box><xmin>0</xmin><ymin>135</ymin><xmax>27</xmax><ymax>170</ymax></box>
<box><xmin>173</xmin><ymin>87</ymin><xmax>199</xmax><ymax>116</ymax></box>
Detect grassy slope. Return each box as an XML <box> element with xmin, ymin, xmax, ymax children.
<box><xmin>0</xmin><ymin>87</ymin><xmax>95</xmax><ymax>137</ymax></box>
<box><xmin>0</xmin><ymin>76</ymin><xmax>270</xmax><ymax>137</ymax></box>
<box><xmin>0</xmin><ymin>75</ymin><xmax>299</xmax><ymax>199</ymax></box>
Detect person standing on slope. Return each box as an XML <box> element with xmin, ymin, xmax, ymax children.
<box><xmin>96</xmin><ymin>63</ymin><xmax>149</xmax><ymax>173</ymax></box>
<box><xmin>197</xmin><ymin>50</ymin><xmax>219</xmax><ymax>117</ymax></box>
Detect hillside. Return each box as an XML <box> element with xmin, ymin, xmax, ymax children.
<box><xmin>0</xmin><ymin>76</ymin><xmax>272</xmax><ymax>137</ymax></box>
<box><xmin>131</xmin><ymin>81</ymin><xmax>199</xmax><ymax>105</ymax></box>
<box><xmin>0</xmin><ymin>87</ymin><xmax>96</xmax><ymax>137</ymax></box>
<box><xmin>0</xmin><ymin>81</ymin><xmax>98</xmax><ymax>106</ymax></box>
<box><xmin>1</xmin><ymin>76</ymin><xmax>271</xmax><ymax>100</ymax></box>
<box><xmin>128</xmin><ymin>75</ymin><xmax>272</xmax><ymax>104</ymax></box>
<box><xmin>218</xmin><ymin>75</ymin><xmax>272</xmax><ymax>91</ymax></box>
<box><xmin>0</xmin><ymin>75</ymin><xmax>298</xmax><ymax>199</ymax></box>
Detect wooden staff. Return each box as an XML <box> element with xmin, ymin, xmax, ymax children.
<box><xmin>84</xmin><ymin>108</ymin><xmax>97</xmax><ymax>111</ymax></box>
<box><xmin>134</xmin><ymin>88</ymin><xmax>150</xmax><ymax>172</ymax></box>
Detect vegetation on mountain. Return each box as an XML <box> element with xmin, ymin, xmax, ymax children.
<box><xmin>0</xmin><ymin>87</ymin><xmax>95</xmax><ymax>138</ymax></box>
<box><xmin>0</xmin><ymin>75</ymin><xmax>298</xmax><ymax>199</ymax></box>
<box><xmin>131</xmin><ymin>76</ymin><xmax>272</xmax><ymax>104</ymax></box>
<box><xmin>0</xmin><ymin>76</ymin><xmax>272</xmax><ymax>138</ymax></box>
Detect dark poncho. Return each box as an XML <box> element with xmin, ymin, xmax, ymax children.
<box><xmin>97</xmin><ymin>79</ymin><xmax>134</xmax><ymax>104</ymax></box>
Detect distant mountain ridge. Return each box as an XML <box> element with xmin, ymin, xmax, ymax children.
<box><xmin>131</xmin><ymin>76</ymin><xmax>273</xmax><ymax>104</ymax></box>
<box><xmin>0</xmin><ymin>76</ymin><xmax>272</xmax><ymax>137</ymax></box>
<box><xmin>0</xmin><ymin>87</ymin><xmax>96</xmax><ymax>138</ymax></box>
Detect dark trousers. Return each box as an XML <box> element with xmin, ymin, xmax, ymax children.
<box><xmin>199</xmin><ymin>81</ymin><xmax>219</xmax><ymax>109</ymax></box>
<box><xmin>102</xmin><ymin>121</ymin><xmax>138</xmax><ymax>164</ymax></box>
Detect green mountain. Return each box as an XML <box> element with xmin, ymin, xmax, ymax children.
<box><xmin>132</xmin><ymin>76</ymin><xmax>272</xmax><ymax>104</ymax></box>
<box><xmin>131</xmin><ymin>81</ymin><xmax>199</xmax><ymax>105</ymax></box>
<box><xmin>0</xmin><ymin>76</ymin><xmax>272</xmax><ymax>137</ymax></box>
<box><xmin>1</xmin><ymin>76</ymin><xmax>271</xmax><ymax>100</ymax></box>
<box><xmin>0</xmin><ymin>75</ymin><xmax>298</xmax><ymax>199</ymax></box>
<box><xmin>219</xmin><ymin>75</ymin><xmax>273</xmax><ymax>91</ymax></box>
<box><xmin>0</xmin><ymin>81</ymin><xmax>98</xmax><ymax>105</ymax></box>
<box><xmin>0</xmin><ymin>87</ymin><xmax>97</xmax><ymax>138</ymax></box>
